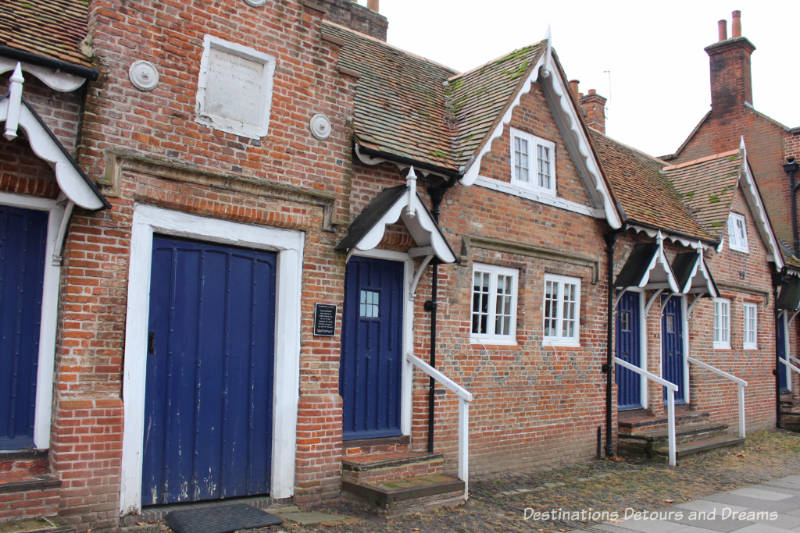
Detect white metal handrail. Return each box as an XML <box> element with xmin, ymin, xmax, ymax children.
<box><xmin>687</xmin><ymin>356</ymin><xmax>747</xmax><ymax>439</ymax></box>
<box><xmin>780</xmin><ymin>356</ymin><xmax>800</xmax><ymax>376</ymax></box>
<box><xmin>788</xmin><ymin>355</ymin><xmax>800</xmax><ymax>368</ymax></box>
<box><xmin>406</xmin><ymin>353</ymin><xmax>473</xmax><ymax>499</ymax></box>
<box><xmin>615</xmin><ymin>357</ymin><xmax>678</xmax><ymax>466</ymax></box>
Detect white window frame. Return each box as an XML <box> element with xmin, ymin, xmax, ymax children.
<box><xmin>470</xmin><ymin>263</ymin><xmax>518</xmax><ymax>345</ymax></box>
<box><xmin>727</xmin><ymin>213</ymin><xmax>749</xmax><ymax>253</ymax></box>
<box><xmin>743</xmin><ymin>302</ymin><xmax>758</xmax><ymax>350</ymax></box>
<box><xmin>542</xmin><ymin>273</ymin><xmax>581</xmax><ymax>347</ymax></box>
<box><xmin>195</xmin><ymin>35</ymin><xmax>276</xmax><ymax>139</ymax></box>
<box><xmin>713</xmin><ymin>298</ymin><xmax>731</xmax><ymax>349</ymax></box>
<box><xmin>510</xmin><ymin>127</ymin><xmax>556</xmax><ymax>195</ymax></box>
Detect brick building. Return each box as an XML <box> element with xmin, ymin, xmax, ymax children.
<box><xmin>665</xmin><ymin>10</ymin><xmax>800</xmax><ymax>416</ymax></box>
<box><xmin>0</xmin><ymin>2</ymin><xmax>794</xmax><ymax>531</ymax></box>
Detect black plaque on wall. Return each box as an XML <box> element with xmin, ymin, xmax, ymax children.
<box><xmin>313</xmin><ymin>303</ymin><xmax>337</xmax><ymax>336</ymax></box>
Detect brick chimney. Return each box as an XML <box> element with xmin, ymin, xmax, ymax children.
<box><xmin>580</xmin><ymin>89</ymin><xmax>607</xmax><ymax>134</ymax></box>
<box><xmin>314</xmin><ymin>0</ymin><xmax>388</xmax><ymax>41</ymax></box>
<box><xmin>705</xmin><ymin>10</ymin><xmax>755</xmax><ymax>114</ymax></box>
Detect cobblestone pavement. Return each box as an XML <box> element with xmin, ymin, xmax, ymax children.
<box><xmin>275</xmin><ymin>429</ymin><xmax>800</xmax><ymax>533</ymax></box>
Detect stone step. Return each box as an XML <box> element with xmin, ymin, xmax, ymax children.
<box><xmin>118</xmin><ymin>495</ymin><xmax>274</xmax><ymax>527</ymax></box>
<box><xmin>342</xmin><ymin>451</ymin><xmax>444</xmax><ymax>485</ymax></box>
<box><xmin>342</xmin><ymin>435</ymin><xmax>411</xmax><ymax>456</ymax></box>
<box><xmin>618</xmin><ymin>408</ymin><xmax>710</xmax><ymax>436</ymax></box>
<box><xmin>342</xmin><ymin>473</ymin><xmax>465</xmax><ymax>515</ymax></box>
<box><xmin>780</xmin><ymin>412</ymin><xmax>800</xmax><ymax>432</ymax></box>
<box><xmin>0</xmin><ymin>449</ymin><xmax>50</xmax><ymax>477</ymax></box>
<box><xmin>618</xmin><ymin>421</ymin><xmax>730</xmax><ymax>458</ymax></box>
<box><xmin>652</xmin><ymin>434</ymin><xmax>745</xmax><ymax>459</ymax></box>
<box><xmin>0</xmin><ymin>471</ymin><xmax>62</xmax><ymax>523</ymax></box>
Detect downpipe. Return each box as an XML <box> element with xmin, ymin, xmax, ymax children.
<box><xmin>603</xmin><ymin>230</ymin><xmax>619</xmax><ymax>458</ymax></box>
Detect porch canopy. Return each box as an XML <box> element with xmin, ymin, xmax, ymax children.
<box><xmin>614</xmin><ymin>237</ymin><xmax>679</xmax><ymax>293</ymax></box>
<box><xmin>671</xmin><ymin>250</ymin><xmax>719</xmax><ymax>298</ymax></box>
<box><xmin>335</xmin><ymin>167</ymin><xmax>456</xmax><ymax>264</ymax></box>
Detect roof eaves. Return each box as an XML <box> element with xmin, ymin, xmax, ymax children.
<box><xmin>0</xmin><ymin>45</ymin><xmax>98</xmax><ymax>80</ymax></box>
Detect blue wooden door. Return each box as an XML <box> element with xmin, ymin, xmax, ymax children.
<box><xmin>0</xmin><ymin>205</ymin><xmax>47</xmax><ymax>450</ymax></box>
<box><xmin>662</xmin><ymin>296</ymin><xmax>685</xmax><ymax>403</ymax></box>
<box><xmin>616</xmin><ymin>292</ymin><xmax>642</xmax><ymax>410</ymax></box>
<box><xmin>340</xmin><ymin>257</ymin><xmax>403</xmax><ymax>441</ymax></box>
<box><xmin>778</xmin><ymin>315</ymin><xmax>789</xmax><ymax>393</ymax></box>
<box><xmin>143</xmin><ymin>235</ymin><xmax>276</xmax><ymax>506</ymax></box>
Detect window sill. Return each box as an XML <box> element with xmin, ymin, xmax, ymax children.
<box><xmin>743</xmin><ymin>345</ymin><xmax>758</xmax><ymax>351</ymax></box>
<box><xmin>470</xmin><ymin>336</ymin><xmax>517</xmax><ymax>346</ymax></box>
<box><xmin>542</xmin><ymin>339</ymin><xmax>580</xmax><ymax>348</ymax></box>
<box><xmin>713</xmin><ymin>343</ymin><xmax>732</xmax><ymax>350</ymax></box>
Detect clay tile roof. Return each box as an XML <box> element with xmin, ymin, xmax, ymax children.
<box><xmin>662</xmin><ymin>150</ymin><xmax>742</xmax><ymax>240</ymax></box>
<box><xmin>446</xmin><ymin>44</ymin><xmax>544</xmax><ymax>167</ymax></box>
<box><xmin>321</xmin><ymin>21</ymin><xmax>543</xmax><ymax>172</ymax></box>
<box><xmin>588</xmin><ymin>130</ymin><xmax>713</xmax><ymax>242</ymax></box>
<box><xmin>0</xmin><ymin>0</ymin><xmax>93</xmax><ymax>70</ymax></box>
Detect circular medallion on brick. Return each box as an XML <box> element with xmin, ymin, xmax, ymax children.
<box><xmin>309</xmin><ymin>113</ymin><xmax>332</xmax><ymax>140</ymax></box>
<box><xmin>128</xmin><ymin>60</ymin><xmax>159</xmax><ymax>91</ymax></box>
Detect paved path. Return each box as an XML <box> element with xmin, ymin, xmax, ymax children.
<box><xmin>569</xmin><ymin>475</ymin><xmax>800</xmax><ymax>533</ymax></box>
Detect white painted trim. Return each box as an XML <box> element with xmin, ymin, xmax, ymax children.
<box><xmin>349</xmin><ymin>249</ymin><xmax>415</xmax><ymax>437</ymax></box>
<box><xmin>640</xmin><ymin>234</ymin><xmax>680</xmax><ymax>293</ymax></box>
<box><xmin>195</xmin><ymin>35</ymin><xmax>276</xmax><ymax>139</ymax></box>
<box><xmin>352</xmin><ymin>188</ymin><xmax>455</xmax><ymax>264</ymax></box>
<box><xmin>542</xmin><ymin>273</ymin><xmax>581</xmax><ymax>347</ymax></box>
<box><xmin>742</xmin><ymin>302</ymin><xmax>758</xmax><ymax>350</ymax></box>
<box><xmin>713</xmin><ymin>298</ymin><xmax>731</xmax><ymax>350</ymax></box>
<box><xmin>628</xmin><ymin>225</ymin><xmax>712</xmax><ymax>252</ymax></box>
<box><xmin>119</xmin><ymin>205</ymin><xmax>304</xmax><ymax>514</ymax></box>
<box><xmin>0</xmin><ymin>99</ymin><xmax>105</xmax><ymax>210</ymax></box>
<box><xmin>470</xmin><ymin>263</ymin><xmax>518</xmax><ymax>345</ymax></box>
<box><xmin>781</xmin><ymin>313</ymin><xmax>792</xmax><ymax>392</ymax></box>
<box><xmin>473</xmin><ymin>176</ymin><xmax>603</xmax><ymax>218</ymax></box>
<box><xmin>0</xmin><ymin>57</ymin><xmax>87</xmax><ymax>92</ymax></box>
<box><xmin>680</xmin><ymin>295</ymin><xmax>690</xmax><ymax>404</ymax></box>
<box><xmin>459</xmin><ymin>49</ymin><xmax>621</xmax><ymax>229</ymax></box>
<box><xmin>739</xmin><ymin>143</ymin><xmax>784</xmax><ymax>269</ymax></box>
<box><xmin>509</xmin><ymin>127</ymin><xmax>556</xmax><ymax>195</ymax></box>
<box><xmin>0</xmin><ymin>192</ymin><xmax>62</xmax><ymax>450</ymax></box>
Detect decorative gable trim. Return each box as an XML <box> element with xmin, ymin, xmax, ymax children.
<box><xmin>0</xmin><ymin>81</ymin><xmax>108</xmax><ymax>210</ymax></box>
<box><xmin>460</xmin><ymin>44</ymin><xmax>620</xmax><ymax>229</ymax></box>
<box><xmin>739</xmin><ymin>139</ymin><xmax>784</xmax><ymax>269</ymax></box>
<box><xmin>614</xmin><ymin>233</ymin><xmax>680</xmax><ymax>293</ymax></box>
<box><xmin>0</xmin><ymin>57</ymin><xmax>87</xmax><ymax>92</ymax></box>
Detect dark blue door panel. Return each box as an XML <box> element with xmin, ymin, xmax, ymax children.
<box><xmin>0</xmin><ymin>205</ymin><xmax>47</xmax><ymax>450</ymax></box>
<box><xmin>616</xmin><ymin>292</ymin><xmax>642</xmax><ymax>410</ymax></box>
<box><xmin>143</xmin><ymin>236</ymin><xmax>276</xmax><ymax>506</ymax></box>
<box><xmin>340</xmin><ymin>257</ymin><xmax>403</xmax><ymax>441</ymax></box>
<box><xmin>778</xmin><ymin>316</ymin><xmax>789</xmax><ymax>393</ymax></box>
<box><xmin>662</xmin><ymin>296</ymin><xmax>685</xmax><ymax>404</ymax></box>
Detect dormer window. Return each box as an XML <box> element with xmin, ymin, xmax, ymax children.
<box><xmin>511</xmin><ymin>128</ymin><xmax>555</xmax><ymax>195</ymax></box>
<box><xmin>727</xmin><ymin>212</ymin><xmax>748</xmax><ymax>253</ymax></box>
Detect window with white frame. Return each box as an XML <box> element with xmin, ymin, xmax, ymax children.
<box><xmin>542</xmin><ymin>274</ymin><xmax>580</xmax><ymax>346</ymax></box>
<box><xmin>727</xmin><ymin>213</ymin><xmax>749</xmax><ymax>253</ymax></box>
<box><xmin>471</xmin><ymin>264</ymin><xmax>518</xmax><ymax>343</ymax></box>
<box><xmin>713</xmin><ymin>298</ymin><xmax>731</xmax><ymax>349</ymax></box>
<box><xmin>196</xmin><ymin>35</ymin><xmax>276</xmax><ymax>139</ymax></box>
<box><xmin>510</xmin><ymin>127</ymin><xmax>556</xmax><ymax>195</ymax></box>
<box><xmin>743</xmin><ymin>302</ymin><xmax>758</xmax><ymax>350</ymax></box>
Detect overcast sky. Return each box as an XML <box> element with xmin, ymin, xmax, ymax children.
<box><xmin>363</xmin><ymin>1</ymin><xmax>800</xmax><ymax>157</ymax></box>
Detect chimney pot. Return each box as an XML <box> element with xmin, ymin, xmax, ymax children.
<box><xmin>569</xmin><ymin>79</ymin><xmax>580</xmax><ymax>100</ymax></box>
<box><xmin>731</xmin><ymin>10</ymin><xmax>741</xmax><ymax>38</ymax></box>
<box><xmin>718</xmin><ymin>19</ymin><xmax>727</xmax><ymax>41</ymax></box>
<box><xmin>588</xmin><ymin>89</ymin><xmax>596</xmax><ymax>95</ymax></box>
<box><xmin>367</xmin><ymin>0</ymin><xmax>379</xmax><ymax>12</ymax></box>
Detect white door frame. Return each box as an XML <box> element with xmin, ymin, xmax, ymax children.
<box><xmin>0</xmin><ymin>191</ymin><xmax>64</xmax><ymax>450</ymax></box>
<box><xmin>781</xmin><ymin>313</ymin><xmax>792</xmax><ymax>392</ymax></box>
<box><xmin>347</xmin><ymin>249</ymin><xmax>414</xmax><ymax>437</ymax></box>
<box><xmin>119</xmin><ymin>204</ymin><xmax>304</xmax><ymax>514</ymax></box>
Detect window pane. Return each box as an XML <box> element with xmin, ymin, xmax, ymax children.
<box><xmin>562</xmin><ymin>282</ymin><xmax>577</xmax><ymax>338</ymax></box>
<box><xmin>471</xmin><ymin>271</ymin><xmax>490</xmax><ymax>334</ymax></box>
<box><xmin>360</xmin><ymin>290</ymin><xmax>380</xmax><ymax>318</ymax></box>
<box><xmin>495</xmin><ymin>274</ymin><xmax>513</xmax><ymax>335</ymax></box>
<box><xmin>514</xmin><ymin>137</ymin><xmax>529</xmax><ymax>182</ymax></box>
<box><xmin>544</xmin><ymin>280</ymin><xmax>559</xmax><ymax>337</ymax></box>
<box><xmin>538</xmin><ymin>144</ymin><xmax>551</xmax><ymax>189</ymax></box>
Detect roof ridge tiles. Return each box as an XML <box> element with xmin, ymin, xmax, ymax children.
<box><xmin>661</xmin><ymin>149</ymin><xmax>740</xmax><ymax>171</ymax></box>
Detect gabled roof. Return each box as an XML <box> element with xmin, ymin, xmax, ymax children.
<box><xmin>0</xmin><ymin>0</ymin><xmax>95</xmax><ymax>75</ymax></box>
<box><xmin>322</xmin><ymin>21</ymin><xmax>545</xmax><ymax>173</ymax></box>
<box><xmin>662</xmin><ymin>150</ymin><xmax>741</xmax><ymax>240</ymax></box>
<box><xmin>588</xmin><ymin>130</ymin><xmax>712</xmax><ymax>243</ymax></box>
<box><xmin>663</xmin><ymin>146</ymin><xmax>784</xmax><ymax>269</ymax></box>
